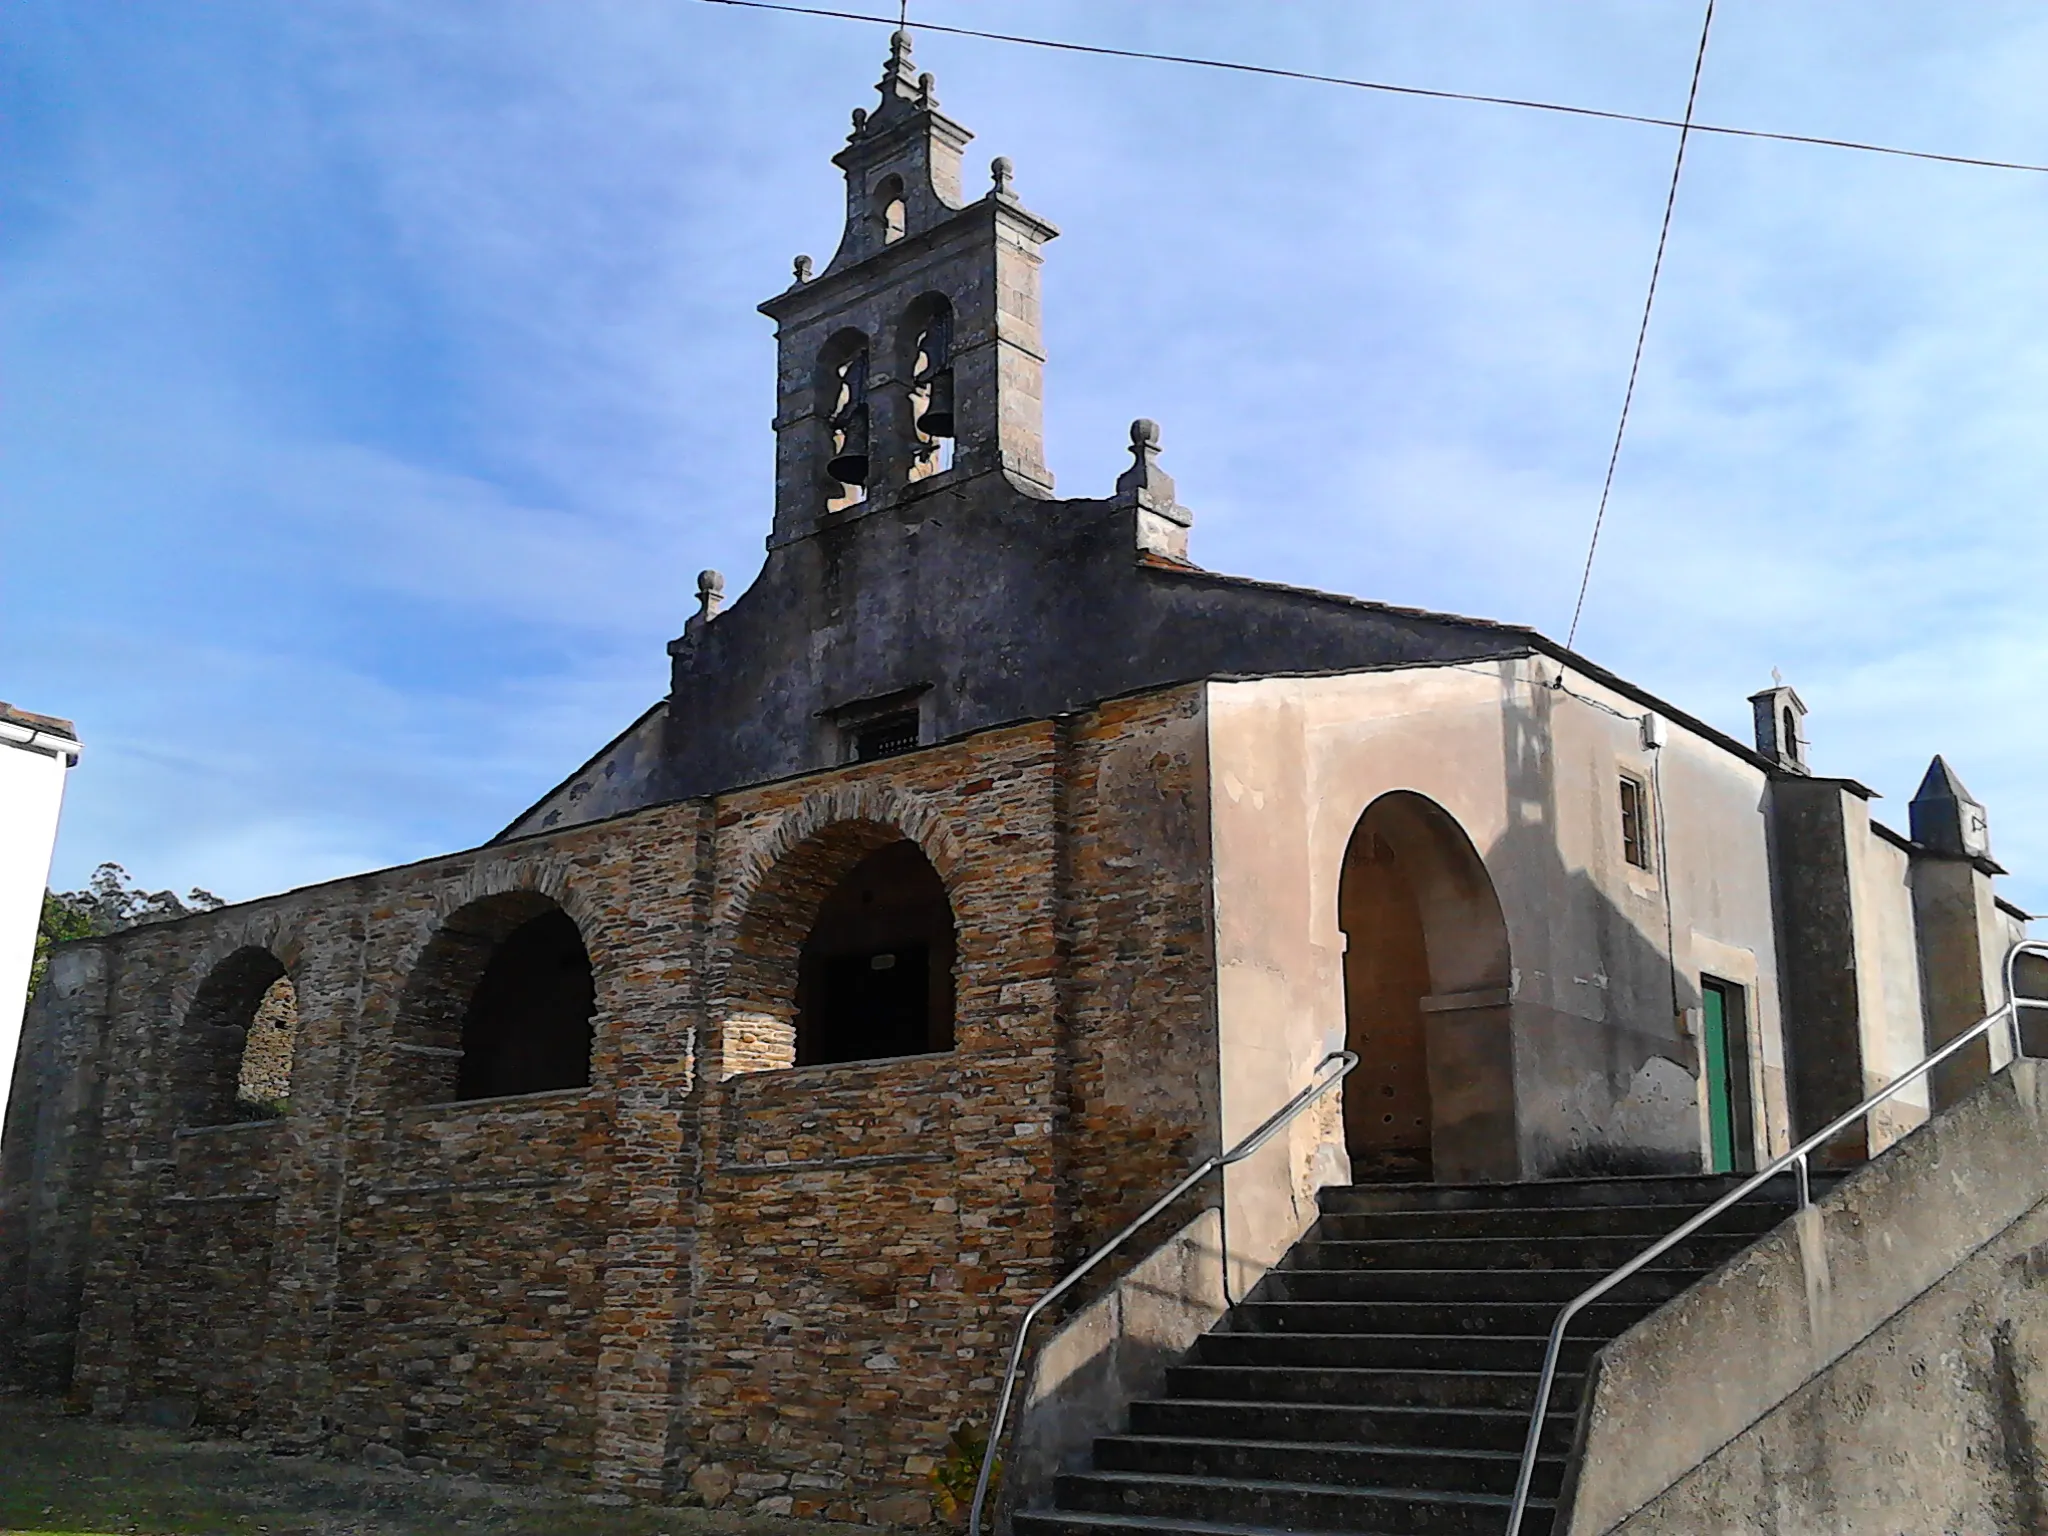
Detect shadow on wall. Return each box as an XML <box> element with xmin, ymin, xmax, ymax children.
<box><xmin>1003</xmin><ymin>1211</ymin><xmax>1228</xmax><ymax>1528</ymax></box>
<box><xmin>1493</xmin><ymin>670</ymin><xmax>1705</xmax><ymax>1179</ymax></box>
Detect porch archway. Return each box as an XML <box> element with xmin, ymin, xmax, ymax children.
<box><xmin>1339</xmin><ymin>791</ymin><xmax>1515</xmax><ymax>1182</ymax></box>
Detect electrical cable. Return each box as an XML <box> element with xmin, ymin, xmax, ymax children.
<box><xmin>1564</xmin><ymin>0</ymin><xmax>1714</xmax><ymax>650</ymax></box>
<box><xmin>692</xmin><ymin>0</ymin><xmax>2048</xmax><ymax>178</ymax></box>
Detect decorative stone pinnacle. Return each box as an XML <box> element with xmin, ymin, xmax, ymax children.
<box><xmin>793</xmin><ymin>254</ymin><xmax>814</xmax><ymax>284</ymax></box>
<box><xmin>919</xmin><ymin>71</ymin><xmax>937</xmax><ymax>108</ymax></box>
<box><xmin>878</xmin><ymin>29</ymin><xmax>920</xmax><ymax>103</ymax></box>
<box><xmin>991</xmin><ymin>156</ymin><xmax>1014</xmax><ymax>194</ymax></box>
<box><xmin>1116</xmin><ymin>418</ymin><xmax>1179</xmax><ymax>511</ymax></box>
<box><xmin>687</xmin><ymin>569</ymin><xmax>726</xmax><ymax>635</ymax></box>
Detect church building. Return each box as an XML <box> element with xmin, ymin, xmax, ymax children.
<box><xmin>3</xmin><ymin>35</ymin><xmax>2034</xmax><ymax>1534</ymax></box>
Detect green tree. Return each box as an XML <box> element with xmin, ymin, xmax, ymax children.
<box><xmin>29</xmin><ymin>890</ymin><xmax>95</xmax><ymax>1001</ymax></box>
<box><xmin>29</xmin><ymin>863</ymin><xmax>224</xmax><ymax>1002</ymax></box>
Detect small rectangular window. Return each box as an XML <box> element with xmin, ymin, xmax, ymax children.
<box><xmin>850</xmin><ymin>711</ymin><xmax>920</xmax><ymax>762</ymax></box>
<box><xmin>1620</xmin><ymin>774</ymin><xmax>1652</xmax><ymax>870</ymax></box>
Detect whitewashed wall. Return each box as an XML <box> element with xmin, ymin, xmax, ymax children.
<box><xmin>1</xmin><ymin>724</ymin><xmax>78</xmax><ymax>1121</ymax></box>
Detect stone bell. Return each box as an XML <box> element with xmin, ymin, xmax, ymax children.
<box><xmin>826</xmin><ymin>404</ymin><xmax>870</xmax><ymax>486</ymax></box>
<box><xmin>915</xmin><ymin>369</ymin><xmax>956</xmax><ymax>440</ymax></box>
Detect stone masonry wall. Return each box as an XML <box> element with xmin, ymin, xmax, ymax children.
<box><xmin>681</xmin><ymin>721</ymin><xmax>1067</xmax><ymax>1522</ymax></box>
<box><xmin>14</xmin><ymin>687</ymin><xmax>1225</xmax><ymax>1522</ymax></box>
<box><xmin>1058</xmin><ymin>689</ymin><xmax>1219</xmax><ymax>1264</ymax></box>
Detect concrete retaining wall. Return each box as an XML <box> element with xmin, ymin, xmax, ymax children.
<box><xmin>1563</xmin><ymin>1057</ymin><xmax>2048</xmax><ymax>1535</ymax></box>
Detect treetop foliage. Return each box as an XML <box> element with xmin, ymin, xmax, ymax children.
<box><xmin>30</xmin><ymin>862</ymin><xmax>224</xmax><ymax>1000</ymax></box>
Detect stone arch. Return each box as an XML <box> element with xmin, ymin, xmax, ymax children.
<box><xmin>726</xmin><ymin>781</ymin><xmax>962</xmax><ymax>906</ymax></box>
<box><xmin>872</xmin><ymin>173</ymin><xmax>907</xmax><ymax>244</ymax></box>
<box><xmin>391</xmin><ymin>889</ymin><xmax>595</xmax><ymax>1105</ymax></box>
<box><xmin>718</xmin><ymin>787</ymin><xmax>962</xmax><ymax>1075</ymax></box>
<box><xmin>178</xmin><ymin>945</ymin><xmax>298</xmax><ymax>1127</ymax></box>
<box><xmin>1338</xmin><ymin>791</ymin><xmax>1515</xmax><ymax>1182</ymax></box>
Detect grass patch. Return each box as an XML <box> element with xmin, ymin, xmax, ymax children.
<box><xmin>0</xmin><ymin>1398</ymin><xmax>875</xmax><ymax>1536</ymax></box>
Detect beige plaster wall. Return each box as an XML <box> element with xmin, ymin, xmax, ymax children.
<box><xmin>1538</xmin><ymin>668</ymin><xmax>1780</xmax><ymax>1176</ymax></box>
<box><xmin>1843</xmin><ymin>822</ymin><xmax>1929</xmax><ymax>1150</ymax></box>
<box><xmin>1205</xmin><ymin>664</ymin><xmax>1510</xmax><ymax>1272</ymax></box>
<box><xmin>1205</xmin><ymin>656</ymin><xmax>1784</xmax><ymax>1191</ymax></box>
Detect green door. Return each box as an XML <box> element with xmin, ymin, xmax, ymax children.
<box><xmin>1702</xmin><ymin>982</ymin><xmax>1737</xmax><ymax>1174</ymax></box>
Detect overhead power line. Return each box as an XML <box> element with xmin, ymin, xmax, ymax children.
<box><xmin>1565</xmin><ymin>0</ymin><xmax>1715</xmax><ymax>650</ymax></box>
<box><xmin>696</xmin><ymin>0</ymin><xmax>2048</xmax><ymax>177</ymax></box>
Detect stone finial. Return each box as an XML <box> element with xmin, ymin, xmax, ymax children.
<box><xmin>1117</xmin><ymin>419</ymin><xmax>1171</xmax><ymax>500</ymax></box>
<box><xmin>1911</xmin><ymin>755</ymin><xmax>1991</xmax><ymax>859</ymax></box>
<box><xmin>919</xmin><ymin>72</ymin><xmax>937</xmax><ymax>108</ymax></box>
<box><xmin>851</xmin><ymin>107</ymin><xmax>868</xmax><ymax>133</ymax></box>
<box><xmin>991</xmin><ymin>156</ymin><xmax>1014</xmax><ymax>195</ymax></box>
<box><xmin>793</xmin><ymin>254</ymin><xmax>813</xmax><ymax>284</ymax></box>
<box><xmin>686</xmin><ymin>569</ymin><xmax>726</xmax><ymax>638</ymax></box>
<box><xmin>1116</xmin><ymin>419</ymin><xmax>1192</xmax><ymax>559</ymax></box>
<box><xmin>878</xmin><ymin>29</ymin><xmax>920</xmax><ymax>103</ymax></box>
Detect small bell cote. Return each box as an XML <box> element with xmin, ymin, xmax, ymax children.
<box><xmin>1748</xmin><ymin>682</ymin><xmax>1808</xmax><ymax>774</ymax></box>
<box><xmin>758</xmin><ymin>31</ymin><xmax>1059</xmax><ymax>546</ymax></box>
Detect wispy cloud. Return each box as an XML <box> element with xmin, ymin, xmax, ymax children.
<box><xmin>6</xmin><ymin>0</ymin><xmax>2047</xmax><ymax>910</ymax></box>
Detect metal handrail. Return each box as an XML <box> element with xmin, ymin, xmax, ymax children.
<box><xmin>966</xmin><ymin>1048</ymin><xmax>1359</xmax><ymax>1536</ymax></box>
<box><xmin>1503</xmin><ymin>938</ymin><xmax>2048</xmax><ymax>1534</ymax></box>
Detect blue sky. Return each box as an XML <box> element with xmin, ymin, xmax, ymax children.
<box><xmin>6</xmin><ymin>1</ymin><xmax>2047</xmax><ymax>912</ymax></box>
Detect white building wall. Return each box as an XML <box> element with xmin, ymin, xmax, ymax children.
<box><xmin>1</xmin><ymin>721</ymin><xmax>79</xmax><ymax>1122</ymax></box>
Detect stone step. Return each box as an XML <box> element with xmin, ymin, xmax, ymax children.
<box><xmin>1022</xmin><ymin>1179</ymin><xmax>1807</xmax><ymax>1536</ymax></box>
<box><xmin>1127</xmin><ymin>1397</ymin><xmax>1576</xmax><ymax>1456</ymax></box>
<box><xmin>1287</xmin><ymin>1232</ymin><xmax>1756</xmax><ymax>1272</ymax></box>
<box><xmin>1092</xmin><ymin>1433</ymin><xmax>1566</xmax><ymax>1499</ymax></box>
<box><xmin>1224</xmin><ymin>1297</ymin><xmax>1653</xmax><ymax>1338</ymax></box>
<box><xmin>1317</xmin><ymin>1173</ymin><xmax>1812</xmax><ymax>1213</ymax></box>
<box><xmin>1261</xmin><ymin>1266</ymin><xmax>1699</xmax><ymax>1304</ymax></box>
<box><xmin>1052</xmin><ymin>1469</ymin><xmax>1552</xmax><ymax>1536</ymax></box>
<box><xmin>1163</xmin><ymin>1363</ymin><xmax>1580</xmax><ymax>1412</ymax></box>
<box><xmin>1194</xmin><ymin>1331</ymin><xmax>1603</xmax><ymax>1374</ymax></box>
<box><xmin>1312</xmin><ymin>1200</ymin><xmax>1790</xmax><ymax>1242</ymax></box>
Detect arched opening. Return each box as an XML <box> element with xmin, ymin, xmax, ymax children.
<box><xmin>1339</xmin><ymin>792</ymin><xmax>1514</xmax><ymax>1182</ymax></box>
<box><xmin>1782</xmin><ymin>705</ymin><xmax>1800</xmax><ymax>766</ymax></box>
<box><xmin>796</xmin><ymin>840</ymin><xmax>955</xmax><ymax>1065</ymax></box>
<box><xmin>873</xmin><ymin>174</ymin><xmax>907</xmax><ymax>244</ymax></box>
<box><xmin>238</xmin><ymin>973</ymin><xmax>298</xmax><ymax>1116</ymax></box>
<box><xmin>903</xmin><ymin>293</ymin><xmax>956</xmax><ymax>478</ymax></box>
<box><xmin>394</xmin><ymin>892</ymin><xmax>594</xmax><ymax>1105</ymax></box>
<box><xmin>818</xmin><ymin>329</ymin><xmax>871</xmax><ymax>509</ymax></box>
<box><xmin>181</xmin><ymin>947</ymin><xmax>297</xmax><ymax>1126</ymax></box>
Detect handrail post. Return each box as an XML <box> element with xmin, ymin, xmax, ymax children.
<box><xmin>965</xmin><ymin>1049</ymin><xmax>1357</xmax><ymax>1536</ymax></box>
<box><xmin>1793</xmin><ymin>1149</ymin><xmax>1810</xmax><ymax>1211</ymax></box>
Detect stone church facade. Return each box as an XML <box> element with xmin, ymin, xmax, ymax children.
<box><xmin>2</xmin><ymin>34</ymin><xmax>2031</xmax><ymax>1524</ymax></box>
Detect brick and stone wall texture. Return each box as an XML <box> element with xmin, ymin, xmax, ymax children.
<box><xmin>8</xmin><ymin>684</ymin><xmax>1225</xmax><ymax>1522</ymax></box>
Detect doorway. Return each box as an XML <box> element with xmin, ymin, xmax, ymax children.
<box><xmin>1700</xmin><ymin>976</ymin><xmax>1756</xmax><ymax>1173</ymax></box>
<box><xmin>1338</xmin><ymin>792</ymin><xmax>1515</xmax><ymax>1183</ymax></box>
<box><xmin>1339</xmin><ymin>832</ymin><xmax>1434</xmax><ymax>1180</ymax></box>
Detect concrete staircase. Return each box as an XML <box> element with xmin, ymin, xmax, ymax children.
<box><xmin>1014</xmin><ymin>1174</ymin><xmax>1815</xmax><ymax>1536</ymax></box>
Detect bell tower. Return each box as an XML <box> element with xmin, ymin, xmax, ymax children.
<box><xmin>757</xmin><ymin>32</ymin><xmax>1058</xmax><ymax>547</ymax></box>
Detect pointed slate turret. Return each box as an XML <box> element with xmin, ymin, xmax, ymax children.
<box><xmin>1911</xmin><ymin>755</ymin><xmax>1991</xmax><ymax>859</ymax></box>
